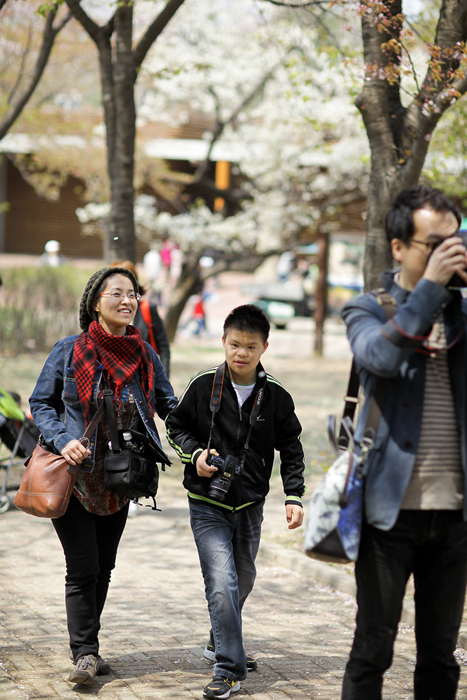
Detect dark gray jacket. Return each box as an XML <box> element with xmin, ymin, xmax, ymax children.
<box><xmin>342</xmin><ymin>271</ymin><xmax>467</xmax><ymax>530</ymax></box>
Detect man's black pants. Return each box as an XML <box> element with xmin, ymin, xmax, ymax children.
<box><xmin>342</xmin><ymin>510</ymin><xmax>467</xmax><ymax>700</ymax></box>
<box><xmin>53</xmin><ymin>495</ymin><xmax>129</xmax><ymax>662</ymax></box>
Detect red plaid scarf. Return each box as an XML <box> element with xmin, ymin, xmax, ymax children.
<box><xmin>74</xmin><ymin>321</ymin><xmax>155</xmax><ymax>422</ymax></box>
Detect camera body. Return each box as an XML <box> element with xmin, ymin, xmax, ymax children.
<box><xmin>432</xmin><ymin>231</ymin><xmax>467</xmax><ymax>289</ymax></box>
<box><xmin>207</xmin><ymin>453</ymin><xmax>240</xmax><ymax>502</ymax></box>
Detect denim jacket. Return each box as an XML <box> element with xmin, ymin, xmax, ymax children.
<box><xmin>29</xmin><ymin>334</ymin><xmax>177</xmax><ymax>473</ymax></box>
<box><xmin>342</xmin><ymin>271</ymin><xmax>467</xmax><ymax>531</ymax></box>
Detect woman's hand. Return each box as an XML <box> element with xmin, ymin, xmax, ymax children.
<box><xmin>61</xmin><ymin>440</ymin><xmax>91</xmax><ymax>466</ymax></box>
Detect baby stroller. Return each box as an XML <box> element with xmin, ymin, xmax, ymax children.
<box><xmin>0</xmin><ymin>388</ymin><xmax>39</xmax><ymax>513</ymax></box>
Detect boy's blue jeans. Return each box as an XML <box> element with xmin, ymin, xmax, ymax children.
<box><xmin>189</xmin><ymin>499</ymin><xmax>264</xmax><ymax>681</ymax></box>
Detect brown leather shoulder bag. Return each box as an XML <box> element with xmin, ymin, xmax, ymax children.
<box><xmin>14</xmin><ymin>402</ymin><xmax>105</xmax><ymax>518</ymax></box>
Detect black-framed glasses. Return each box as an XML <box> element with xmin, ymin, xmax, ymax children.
<box><xmin>409</xmin><ymin>238</ymin><xmax>440</xmax><ymax>254</ymax></box>
<box><xmin>99</xmin><ymin>291</ymin><xmax>141</xmax><ymax>301</ymax></box>
<box><xmin>410</xmin><ymin>230</ymin><xmax>463</xmax><ymax>254</ymax></box>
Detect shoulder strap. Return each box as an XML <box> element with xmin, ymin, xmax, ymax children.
<box><xmin>140</xmin><ymin>299</ymin><xmax>159</xmax><ymax>354</ymax></box>
<box><xmin>206</xmin><ymin>363</ymin><xmax>226</xmax><ymax>455</ymax></box>
<box><xmin>338</xmin><ymin>290</ymin><xmax>396</xmax><ymax>447</ymax></box>
<box><xmin>102</xmin><ymin>382</ymin><xmax>120</xmax><ymax>453</ymax></box>
<box><xmin>79</xmin><ymin>401</ymin><xmax>105</xmax><ymax>448</ymax></box>
<box><xmin>206</xmin><ymin>363</ymin><xmax>265</xmax><ymax>471</ymax></box>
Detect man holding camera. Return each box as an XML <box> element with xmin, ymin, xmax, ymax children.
<box><xmin>166</xmin><ymin>304</ymin><xmax>305</xmax><ymax>699</ymax></box>
<box><xmin>341</xmin><ymin>185</ymin><xmax>467</xmax><ymax>700</ymax></box>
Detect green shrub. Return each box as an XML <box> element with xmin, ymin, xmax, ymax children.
<box><xmin>0</xmin><ymin>266</ymin><xmax>97</xmax><ymax>354</ymax></box>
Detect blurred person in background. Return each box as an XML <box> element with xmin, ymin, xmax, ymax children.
<box><xmin>39</xmin><ymin>240</ymin><xmax>66</xmax><ymax>267</ymax></box>
<box><xmin>143</xmin><ymin>246</ymin><xmax>163</xmax><ymax>305</ymax></box>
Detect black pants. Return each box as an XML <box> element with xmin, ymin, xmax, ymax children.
<box><xmin>342</xmin><ymin>510</ymin><xmax>467</xmax><ymax>700</ymax></box>
<box><xmin>53</xmin><ymin>495</ymin><xmax>129</xmax><ymax>662</ymax></box>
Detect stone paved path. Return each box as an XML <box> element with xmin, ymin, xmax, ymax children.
<box><xmin>2</xmin><ymin>489</ymin><xmax>467</xmax><ymax>700</ymax></box>
<box><xmin>2</xmin><ymin>270</ymin><xmax>467</xmax><ymax>698</ymax></box>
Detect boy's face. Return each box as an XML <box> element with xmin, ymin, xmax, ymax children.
<box><xmin>222</xmin><ymin>329</ymin><xmax>268</xmax><ymax>386</ymax></box>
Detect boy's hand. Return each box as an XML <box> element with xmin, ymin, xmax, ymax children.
<box><xmin>286</xmin><ymin>504</ymin><xmax>304</xmax><ymax>529</ymax></box>
<box><xmin>196</xmin><ymin>449</ymin><xmax>220</xmax><ymax>478</ymax></box>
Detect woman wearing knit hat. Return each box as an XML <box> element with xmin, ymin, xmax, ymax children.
<box><xmin>108</xmin><ymin>260</ymin><xmax>171</xmax><ymax>379</ymax></box>
<box><xmin>29</xmin><ymin>267</ymin><xmax>177</xmax><ymax>686</ymax></box>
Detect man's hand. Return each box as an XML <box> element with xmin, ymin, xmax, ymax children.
<box><xmin>423</xmin><ymin>237</ymin><xmax>467</xmax><ymax>287</ymax></box>
<box><xmin>195</xmin><ymin>449</ymin><xmax>220</xmax><ymax>478</ymax></box>
<box><xmin>61</xmin><ymin>439</ymin><xmax>91</xmax><ymax>466</ymax></box>
<box><xmin>286</xmin><ymin>504</ymin><xmax>304</xmax><ymax>530</ymax></box>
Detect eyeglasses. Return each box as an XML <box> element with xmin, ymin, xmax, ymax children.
<box><xmin>410</xmin><ymin>231</ymin><xmax>462</xmax><ymax>254</ymax></box>
<box><xmin>410</xmin><ymin>238</ymin><xmax>442</xmax><ymax>253</ymax></box>
<box><xmin>99</xmin><ymin>291</ymin><xmax>141</xmax><ymax>301</ymax></box>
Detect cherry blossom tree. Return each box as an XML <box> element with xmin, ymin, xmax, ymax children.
<box><xmin>0</xmin><ymin>1</ymin><xmax>71</xmax><ymax>141</ymax></box>
<box><xmin>128</xmin><ymin>0</ymin><xmax>368</xmax><ymax>337</ymax></box>
<box><xmin>263</xmin><ymin>0</ymin><xmax>467</xmax><ymax>289</ymax></box>
<box><xmin>49</xmin><ymin>0</ymin><xmax>188</xmax><ymax>262</ymax></box>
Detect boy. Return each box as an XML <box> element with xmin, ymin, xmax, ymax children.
<box><xmin>166</xmin><ymin>304</ymin><xmax>305</xmax><ymax>699</ymax></box>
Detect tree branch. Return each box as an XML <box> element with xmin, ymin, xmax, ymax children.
<box><xmin>133</xmin><ymin>0</ymin><xmax>187</xmax><ymax>70</ymax></box>
<box><xmin>0</xmin><ymin>7</ymin><xmax>70</xmax><ymax>141</ymax></box>
<box><xmin>0</xmin><ymin>0</ymin><xmax>7</xmax><ymax>12</ymax></box>
<box><xmin>397</xmin><ymin>0</ymin><xmax>467</xmax><ymax>180</ymax></box>
<box><xmin>8</xmin><ymin>25</ymin><xmax>33</xmax><ymax>105</ymax></box>
<box><xmin>193</xmin><ymin>176</ymin><xmax>254</xmax><ymax>204</ymax></box>
<box><xmin>261</xmin><ymin>0</ymin><xmax>333</xmax><ymax>7</ymax></box>
<box><xmin>64</xmin><ymin>0</ymin><xmax>101</xmax><ymax>45</ymax></box>
<box><xmin>193</xmin><ymin>67</ymin><xmax>276</xmax><ymax>185</ymax></box>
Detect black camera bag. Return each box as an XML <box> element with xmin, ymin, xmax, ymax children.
<box><xmin>104</xmin><ymin>444</ymin><xmax>159</xmax><ymax>499</ymax></box>
<box><xmin>102</xmin><ymin>384</ymin><xmax>171</xmax><ymax>507</ymax></box>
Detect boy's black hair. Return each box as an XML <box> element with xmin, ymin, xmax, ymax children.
<box><xmin>223</xmin><ymin>304</ymin><xmax>270</xmax><ymax>344</ymax></box>
<box><xmin>385</xmin><ymin>184</ymin><xmax>461</xmax><ymax>244</ymax></box>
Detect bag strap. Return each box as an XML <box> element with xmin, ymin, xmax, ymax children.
<box><xmin>338</xmin><ymin>289</ymin><xmax>397</xmax><ymax>448</ymax></box>
<box><xmin>140</xmin><ymin>299</ymin><xmax>159</xmax><ymax>354</ymax></box>
<box><xmin>64</xmin><ymin>400</ymin><xmax>106</xmax><ymax>475</ymax></box>
<box><xmin>80</xmin><ymin>401</ymin><xmax>105</xmax><ymax>448</ymax></box>
<box><xmin>102</xmin><ymin>382</ymin><xmax>120</xmax><ymax>453</ymax></box>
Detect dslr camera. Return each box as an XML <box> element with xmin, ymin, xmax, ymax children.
<box><xmin>432</xmin><ymin>231</ymin><xmax>467</xmax><ymax>289</ymax></box>
<box><xmin>206</xmin><ymin>453</ymin><xmax>240</xmax><ymax>502</ymax></box>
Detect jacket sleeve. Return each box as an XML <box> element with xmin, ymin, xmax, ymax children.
<box><xmin>150</xmin><ymin>302</ymin><xmax>171</xmax><ymax>379</ymax></box>
<box><xmin>165</xmin><ymin>379</ymin><xmax>206</xmax><ymax>467</ymax></box>
<box><xmin>342</xmin><ymin>279</ymin><xmax>452</xmax><ymax>378</ymax></box>
<box><xmin>147</xmin><ymin>344</ymin><xmax>177</xmax><ymax>420</ymax></box>
<box><xmin>274</xmin><ymin>390</ymin><xmax>306</xmax><ymax>506</ymax></box>
<box><xmin>29</xmin><ymin>340</ymin><xmax>76</xmax><ymax>454</ymax></box>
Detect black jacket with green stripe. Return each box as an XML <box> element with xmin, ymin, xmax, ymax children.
<box><xmin>165</xmin><ymin>362</ymin><xmax>305</xmax><ymax>511</ymax></box>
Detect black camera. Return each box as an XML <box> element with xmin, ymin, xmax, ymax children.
<box><xmin>207</xmin><ymin>453</ymin><xmax>240</xmax><ymax>502</ymax></box>
<box><xmin>431</xmin><ymin>231</ymin><xmax>467</xmax><ymax>289</ymax></box>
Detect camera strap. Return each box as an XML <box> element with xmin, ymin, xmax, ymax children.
<box><xmin>206</xmin><ymin>362</ymin><xmax>265</xmax><ymax>472</ymax></box>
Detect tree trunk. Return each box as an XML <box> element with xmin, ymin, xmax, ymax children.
<box><xmin>66</xmin><ymin>0</ymin><xmax>187</xmax><ymax>263</ymax></box>
<box><xmin>358</xmin><ymin>0</ymin><xmax>467</xmax><ymax>291</ymax></box>
<box><xmin>313</xmin><ymin>232</ymin><xmax>329</xmax><ymax>356</ymax></box>
<box><xmin>108</xmin><ymin>4</ymin><xmax>136</xmax><ymax>262</ymax></box>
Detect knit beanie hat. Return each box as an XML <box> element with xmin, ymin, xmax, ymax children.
<box><xmin>79</xmin><ymin>266</ymin><xmax>138</xmax><ymax>331</ymax></box>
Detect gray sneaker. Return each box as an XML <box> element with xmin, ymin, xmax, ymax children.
<box><xmin>69</xmin><ymin>648</ymin><xmax>111</xmax><ymax>675</ymax></box>
<box><xmin>68</xmin><ymin>654</ymin><xmax>98</xmax><ymax>684</ymax></box>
